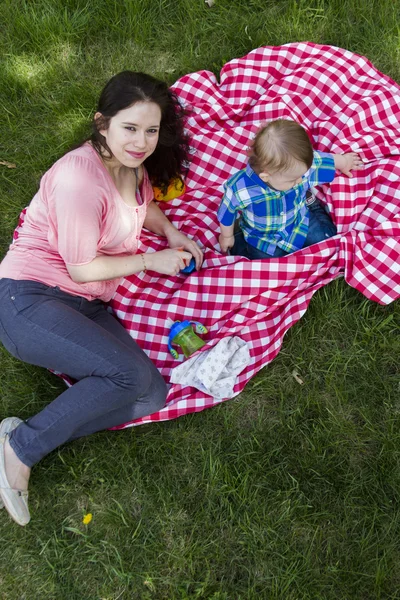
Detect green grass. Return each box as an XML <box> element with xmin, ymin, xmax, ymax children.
<box><xmin>0</xmin><ymin>1</ymin><xmax>400</xmax><ymax>598</ymax></box>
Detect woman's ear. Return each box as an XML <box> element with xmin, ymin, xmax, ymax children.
<box><xmin>94</xmin><ymin>112</ymin><xmax>106</xmax><ymax>136</ymax></box>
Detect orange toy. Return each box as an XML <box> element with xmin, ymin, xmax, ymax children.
<box><xmin>153</xmin><ymin>176</ymin><xmax>186</xmax><ymax>202</ymax></box>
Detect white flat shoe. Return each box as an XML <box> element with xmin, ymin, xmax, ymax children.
<box><xmin>0</xmin><ymin>417</ymin><xmax>30</xmax><ymax>526</ymax></box>
<box><xmin>0</xmin><ymin>417</ymin><xmax>22</xmax><ymax>510</ymax></box>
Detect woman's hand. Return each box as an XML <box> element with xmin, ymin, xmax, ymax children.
<box><xmin>333</xmin><ymin>152</ymin><xmax>363</xmax><ymax>177</ymax></box>
<box><xmin>165</xmin><ymin>228</ymin><xmax>203</xmax><ymax>270</ymax></box>
<box><xmin>145</xmin><ymin>248</ymin><xmax>193</xmax><ymax>276</ymax></box>
<box><xmin>143</xmin><ymin>202</ymin><xmax>203</xmax><ymax>269</ymax></box>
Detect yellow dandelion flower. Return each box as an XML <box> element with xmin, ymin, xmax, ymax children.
<box><xmin>82</xmin><ymin>513</ymin><xmax>92</xmax><ymax>525</ymax></box>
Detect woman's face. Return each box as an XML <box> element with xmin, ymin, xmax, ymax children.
<box><xmin>98</xmin><ymin>101</ymin><xmax>162</xmax><ymax>168</ymax></box>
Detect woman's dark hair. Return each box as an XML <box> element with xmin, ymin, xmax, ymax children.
<box><xmin>90</xmin><ymin>71</ymin><xmax>191</xmax><ymax>190</ymax></box>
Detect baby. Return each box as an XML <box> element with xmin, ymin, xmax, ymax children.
<box><xmin>218</xmin><ymin>119</ymin><xmax>362</xmax><ymax>259</ymax></box>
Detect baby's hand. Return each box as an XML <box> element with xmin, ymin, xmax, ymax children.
<box><xmin>334</xmin><ymin>152</ymin><xmax>363</xmax><ymax>177</ymax></box>
<box><xmin>219</xmin><ymin>233</ymin><xmax>234</xmax><ymax>253</ymax></box>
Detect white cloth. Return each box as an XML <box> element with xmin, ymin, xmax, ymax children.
<box><xmin>170</xmin><ymin>336</ymin><xmax>251</xmax><ymax>399</ymax></box>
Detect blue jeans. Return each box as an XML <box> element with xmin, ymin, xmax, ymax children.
<box><xmin>0</xmin><ymin>279</ymin><xmax>167</xmax><ymax>467</ymax></box>
<box><xmin>231</xmin><ymin>200</ymin><xmax>338</xmax><ymax>259</ymax></box>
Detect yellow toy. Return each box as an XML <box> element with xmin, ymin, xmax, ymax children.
<box><xmin>152</xmin><ymin>176</ymin><xmax>186</xmax><ymax>202</ymax></box>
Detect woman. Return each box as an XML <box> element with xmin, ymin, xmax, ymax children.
<box><xmin>0</xmin><ymin>71</ymin><xmax>203</xmax><ymax>526</ymax></box>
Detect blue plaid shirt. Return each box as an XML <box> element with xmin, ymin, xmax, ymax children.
<box><xmin>217</xmin><ymin>151</ymin><xmax>336</xmax><ymax>255</ymax></box>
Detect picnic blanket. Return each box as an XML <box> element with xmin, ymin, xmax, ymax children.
<box><xmin>14</xmin><ymin>42</ymin><xmax>400</xmax><ymax>428</ymax></box>
<box><xmin>108</xmin><ymin>42</ymin><xmax>400</xmax><ymax>428</ymax></box>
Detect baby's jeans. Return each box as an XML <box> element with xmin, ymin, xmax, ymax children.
<box><xmin>231</xmin><ymin>199</ymin><xmax>338</xmax><ymax>259</ymax></box>
<box><xmin>0</xmin><ymin>278</ymin><xmax>167</xmax><ymax>467</ymax></box>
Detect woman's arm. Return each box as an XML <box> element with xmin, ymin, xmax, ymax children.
<box><xmin>143</xmin><ymin>201</ymin><xmax>203</xmax><ymax>269</ymax></box>
<box><xmin>67</xmin><ymin>253</ymin><xmax>146</xmax><ymax>283</ymax></box>
<box><xmin>67</xmin><ymin>248</ymin><xmax>192</xmax><ymax>283</ymax></box>
<box><xmin>143</xmin><ymin>200</ymin><xmax>177</xmax><ymax>237</ymax></box>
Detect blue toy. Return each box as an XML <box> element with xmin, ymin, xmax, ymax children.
<box><xmin>168</xmin><ymin>320</ymin><xmax>208</xmax><ymax>359</ymax></box>
<box><xmin>181</xmin><ymin>257</ymin><xmax>196</xmax><ymax>274</ymax></box>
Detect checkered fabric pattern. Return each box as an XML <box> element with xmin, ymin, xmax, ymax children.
<box><xmin>13</xmin><ymin>43</ymin><xmax>400</xmax><ymax>428</ymax></box>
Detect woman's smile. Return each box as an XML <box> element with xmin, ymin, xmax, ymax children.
<box><xmin>125</xmin><ymin>150</ymin><xmax>146</xmax><ymax>159</ymax></box>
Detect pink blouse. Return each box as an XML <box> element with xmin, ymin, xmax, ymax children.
<box><xmin>0</xmin><ymin>143</ymin><xmax>154</xmax><ymax>301</ymax></box>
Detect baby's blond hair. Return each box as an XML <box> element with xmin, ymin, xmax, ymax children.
<box><xmin>249</xmin><ymin>119</ymin><xmax>313</xmax><ymax>175</ymax></box>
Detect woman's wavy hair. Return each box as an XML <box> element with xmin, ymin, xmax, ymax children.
<box><xmin>89</xmin><ymin>71</ymin><xmax>191</xmax><ymax>190</ymax></box>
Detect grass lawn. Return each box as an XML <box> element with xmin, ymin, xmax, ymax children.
<box><xmin>1</xmin><ymin>1</ymin><xmax>400</xmax><ymax>598</ymax></box>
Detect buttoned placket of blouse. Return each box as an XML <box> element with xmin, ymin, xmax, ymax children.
<box><xmin>123</xmin><ymin>167</ymin><xmax>145</xmax><ymax>254</ymax></box>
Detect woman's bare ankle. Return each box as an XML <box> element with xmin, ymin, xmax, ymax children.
<box><xmin>4</xmin><ymin>438</ymin><xmax>31</xmax><ymax>491</ymax></box>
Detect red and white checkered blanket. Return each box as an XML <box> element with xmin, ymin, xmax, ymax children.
<box><xmin>109</xmin><ymin>42</ymin><xmax>400</xmax><ymax>428</ymax></box>
<box><xmin>15</xmin><ymin>43</ymin><xmax>400</xmax><ymax>428</ymax></box>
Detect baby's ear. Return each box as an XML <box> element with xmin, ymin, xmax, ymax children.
<box><xmin>259</xmin><ymin>171</ymin><xmax>269</xmax><ymax>183</ymax></box>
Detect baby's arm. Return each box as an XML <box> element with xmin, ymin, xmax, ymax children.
<box><xmin>333</xmin><ymin>152</ymin><xmax>363</xmax><ymax>177</ymax></box>
<box><xmin>219</xmin><ymin>223</ymin><xmax>235</xmax><ymax>253</ymax></box>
